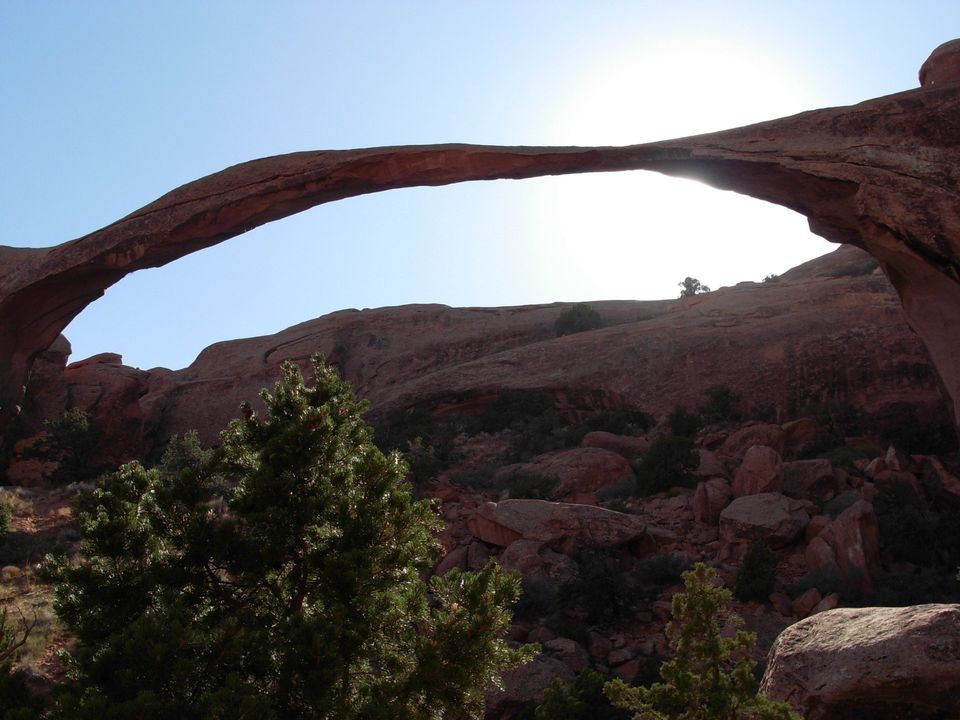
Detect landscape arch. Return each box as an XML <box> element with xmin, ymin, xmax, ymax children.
<box><xmin>3</xmin><ymin>42</ymin><xmax>960</xmax><ymax>462</ymax></box>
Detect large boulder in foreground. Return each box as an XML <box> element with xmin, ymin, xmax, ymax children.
<box><xmin>468</xmin><ymin>499</ymin><xmax>655</xmax><ymax>553</ymax></box>
<box><xmin>761</xmin><ymin>604</ymin><xmax>960</xmax><ymax>719</ymax></box>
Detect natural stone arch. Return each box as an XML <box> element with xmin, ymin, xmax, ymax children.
<box><xmin>3</xmin><ymin>43</ymin><xmax>960</xmax><ymax>462</ymax></box>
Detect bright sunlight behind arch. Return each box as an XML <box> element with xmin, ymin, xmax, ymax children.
<box><xmin>524</xmin><ymin>37</ymin><xmax>836</xmax><ymax>303</ymax></box>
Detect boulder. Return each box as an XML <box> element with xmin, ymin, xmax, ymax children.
<box><xmin>781</xmin><ymin>418</ymin><xmax>818</xmax><ymax>455</ymax></box>
<box><xmin>693</xmin><ymin>478</ymin><xmax>732</xmax><ymax>525</ymax></box>
<box><xmin>804</xmin><ymin>535</ymin><xmax>842</xmax><ymax>582</ymax></box>
<box><xmin>791</xmin><ymin>587</ymin><xmax>822</xmax><ymax>619</ymax></box>
<box><xmin>863</xmin><ymin>456</ymin><xmax>886</xmax><ymax>479</ymax></box>
<box><xmin>815</xmin><ymin>500</ymin><xmax>880</xmax><ymax>595</ymax></box>
<box><xmin>515</xmin><ymin>447</ymin><xmax>634</xmax><ymax>500</ymax></box>
<box><xmin>761</xmin><ymin>604</ymin><xmax>960</xmax><ymax>719</ymax></box>
<box><xmin>810</xmin><ymin>592</ymin><xmax>839</xmax><ymax>615</ymax></box>
<box><xmin>434</xmin><ymin>545</ymin><xmax>468</xmax><ymax>575</ymax></box>
<box><xmin>719</xmin><ymin>493</ymin><xmax>808</xmax><ymax>548</ymax></box>
<box><xmin>499</xmin><ymin>539</ymin><xmax>579</xmax><ymax>584</ymax></box>
<box><xmin>486</xmin><ymin>654</ymin><xmax>575</xmax><ymax>716</ymax></box>
<box><xmin>919</xmin><ymin>455</ymin><xmax>960</xmax><ymax>510</ymax></box>
<box><xmin>693</xmin><ymin>448</ymin><xmax>726</xmax><ymax>478</ymax></box>
<box><xmin>719</xmin><ymin>424</ymin><xmax>786</xmax><ymax>462</ymax></box>
<box><xmin>544</xmin><ymin>638</ymin><xmax>590</xmax><ymax>673</ymax></box>
<box><xmin>782</xmin><ymin>459</ymin><xmax>837</xmax><ymax>501</ymax></box>
<box><xmin>804</xmin><ymin>514</ymin><xmax>831</xmax><ymax>543</ymax></box>
<box><xmin>872</xmin><ymin>469</ymin><xmax>927</xmax><ymax>508</ymax></box>
<box><xmin>581</xmin><ymin>431</ymin><xmax>649</xmax><ymax>460</ymax></box>
<box><xmin>731</xmin><ymin>445</ymin><xmax>783</xmax><ymax>497</ymax></box>
<box><xmin>468</xmin><ymin>499</ymin><xmax>655</xmax><ymax>553</ymax></box>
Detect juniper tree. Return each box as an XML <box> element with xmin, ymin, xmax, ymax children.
<box><xmin>44</xmin><ymin>355</ymin><xmax>534</xmax><ymax>719</ymax></box>
<box><xmin>604</xmin><ymin>563</ymin><xmax>799</xmax><ymax>720</ymax></box>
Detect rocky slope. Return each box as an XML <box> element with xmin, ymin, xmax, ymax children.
<box><xmin>4</xmin><ymin>244</ymin><xmax>960</xmax><ymax>718</ymax></box>
<box><xmin>9</xmin><ymin>244</ymin><xmax>951</xmax><ymax>479</ymax></box>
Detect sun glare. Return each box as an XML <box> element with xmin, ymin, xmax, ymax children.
<box><xmin>523</xmin><ymin>39</ymin><xmax>834</xmax><ymax>303</ymax></box>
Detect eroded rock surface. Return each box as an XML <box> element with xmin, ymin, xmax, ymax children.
<box><xmin>761</xmin><ymin>604</ymin><xmax>960</xmax><ymax>719</ymax></box>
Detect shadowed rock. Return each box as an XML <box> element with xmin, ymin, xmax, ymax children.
<box><xmin>4</xmin><ymin>42</ymin><xmax>960</xmax><ymax>452</ymax></box>
<box><xmin>761</xmin><ymin>604</ymin><xmax>960</xmax><ymax>719</ymax></box>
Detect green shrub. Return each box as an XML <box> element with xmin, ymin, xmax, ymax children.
<box><xmin>828</xmin><ymin>258</ymin><xmax>879</xmax><ymax>278</ymax></box>
<box><xmin>0</xmin><ymin>501</ymin><xmax>8</xmax><ymax>540</ymax></box>
<box><xmin>667</xmin><ymin>407</ymin><xmax>701</xmax><ymax>438</ymax></box>
<box><xmin>569</xmin><ymin>547</ymin><xmax>638</xmax><ymax>625</ymax></box>
<box><xmin>678</xmin><ymin>277</ymin><xmax>710</xmax><ymax>298</ymax></box>
<box><xmin>449</xmin><ymin>464</ymin><xmax>498</xmax><ymax>492</ymax></box>
<box><xmin>513</xmin><ymin>578</ymin><xmax>560</xmax><ymax>622</ymax></box>
<box><xmin>529</xmin><ymin>669</ymin><xmax>630</xmax><ymax>720</ymax></box>
<box><xmin>823</xmin><ymin>490</ymin><xmax>860</xmax><ymax>518</ymax></box>
<box><xmin>604</xmin><ymin>563</ymin><xmax>800</xmax><ymax>720</ymax></box>
<box><xmin>25</xmin><ymin>407</ymin><xmax>100</xmax><ymax>484</ymax></box>
<box><xmin>762</xmin><ymin>274</ymin><xmax>780</xmax><ymax>283</ymax></box>
<box><xmin>635</xmin><ymin>436</ymin><xmax>699</xmax><ymax>495</ymax></box>
<box><xmin>699</xmin><ymin>385</ymin><xmax>742</xmax><ymax>425</ymax></box>
<box><xmin>786</xmin><ymin>566</ymin><xmax>861</xmax><ymax>604</ymax></box>
<box><xmin>633</xmin><ymin>553</ymin><xmax>690</xmax><ymax>590</ymax></box>
<box><xmin>555</xmin><ymin>303</ymin><xmax>604</xmax><ymax>336</ymax></box>
<box><xmin>869</xmin><ymin>567</ymin><xmax>960</xmax><ymax>606</ymax></box>
<box><xmin>0</xmin><ymin>608</ymin><xmax>43</xmax><ymax>718</ymax></box>
<box><xmin>735</xmin><ymin>541</ymin><xmax>777</xmax><ymax>602</ymax></box>
<box><xmin>596</xmin><ymin>476</ymin><xmax>639</xmax><ymax>504</ymax></box>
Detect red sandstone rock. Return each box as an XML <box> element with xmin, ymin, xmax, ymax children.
<box><xmin>7</xmin><ymin>52</ymin><xmax>960</xmax><ymax>460</ymax></box>
<box><xmin>486</xmin><ymin>654</ymin><xmax>575</xmax><ymax>716</ymax></box>
<box><xmin>815</xmin><ymin>500</ymin><xmax>881</xmax><ymax>594</ymax></box>
<box><xmin>19</xmin><ymin>335</ymin><xmax>70</xmax><ymax>437</ymax></box>
<box><xmin>693</xmin><ymin>478</ymin><xmax>732</xmax><ymax>525</ymax></box>
<box><xmin>498</xmin><ymin>539</ymin><xmax>579</xmax><ymax>584</ymax></box>
<box><xmin>467</xmin><ymin>499</ymin><xmax>654</xmax><ymax>552</ymax></box>
<box><xmin>863</xmin><ymin>456</ymin><xmax>886</xmax><ymax>478</ymax></box>
<box><xmin>919</xmin><ymin>455</ymin><xmax>960</xmax><ymax>510</ymax></box>
<box><xmin>543</xmin><ymin>637</ymin><xmax>590</xmax><ymax>674</ymax></box>
<box><xmin>761</xmin><ymin>605</ymin><xmax>960</xmax><ymax>719</ymax></box>
<box><xmin>810</xmin><ymin>592</ymin><xmax>839</xmax><ymax>616</ymax></box>
<box><xmin>804</xmin><ymin>535</ymin><xmax>842</xmax><ymax>583</ymax></box>
<box><xmin>732</xmin><ymin>446</ymin><xmax>783</xmax><ymax>497</ymax></box>
<box><xmin>581</xmin><ymin>431</ymin><xmax>649</xmax><ymax>459</ymax></box>
<box><xmin>804</xmin><ymin>514</ymin><xmax>831</xmax><ymax>543</ymax></box>
<box><xmin>693</xmin><ymin>448</ymin><xmax>726</xmax><ymax>478</ymax></box>
<box><xmin>780</xmin><ymin>418</ymin><xmax>818</xmax><ymax>455</ymax></box>
<box><xmin>791</xmin><ymin>588</ymin><xmax>822</xmax><ymax>619</ymax></box>
<box><xmin>920</xmin><ymin>39</ymin><xmax>960</xmax><ymax>87</ymax></box>
<box><xmin>14</xmin><ymin>243</ymin><xmax>949</xmax><ymax>474</ymax></box>
<box><xmin>768</xmin><ymin>592</ymin><xmax>794</xmax><ymax>618</ymax></box>
<box><xmin>719</xmin><ymin>425</ymin><xmax>786</xmax><ymax>464</ymax></box>
<box><xmin>872</xmin><ymin>469</ymin><xmax>927</xmax><ymax>508</ymax></box>
<box><xmin>512</xmin><ymin>447</ymin><xmax>634</xmax><ymax>500</ymax></box>
<box><xmin>719</xmin><ymin>493</ymin><xmax>809</xmax><ymax>548</ymax></box>
<box><xmin>782</xmin><ymin>459</ymin><xmax>837</xmax><ymax>502</ymax></box>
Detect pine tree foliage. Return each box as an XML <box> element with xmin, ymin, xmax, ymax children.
<box><xmin>604</xmin><ymin>563</ymin><xmax>799</xmax><ymax>720</ymax></box>
<box><xmin>43</xmin><ymin>356</ymin><xmax>534</xmax><ymax>719</ymax></box>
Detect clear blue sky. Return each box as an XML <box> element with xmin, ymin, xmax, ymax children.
<box><xmin>3</xmin><ymin>2</ymin><xmax>958</xmax><ymax>370</ymax></box>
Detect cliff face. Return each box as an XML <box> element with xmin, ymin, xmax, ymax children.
<box><xmin>14</xmin><ymin>245</ymin><xmax>950</xmax><ymax>471</ymax></box>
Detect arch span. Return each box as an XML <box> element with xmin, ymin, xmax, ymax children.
<box><xmin>3</xmin><ymin>80</ymin><xmax>960</xmax><ymax>453</ymax></box>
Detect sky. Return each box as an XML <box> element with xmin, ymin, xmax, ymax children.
<box><xmin>2</xmin><ymin>2</ymin><xmax>958</xmax><ymax>371</ymax></box>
